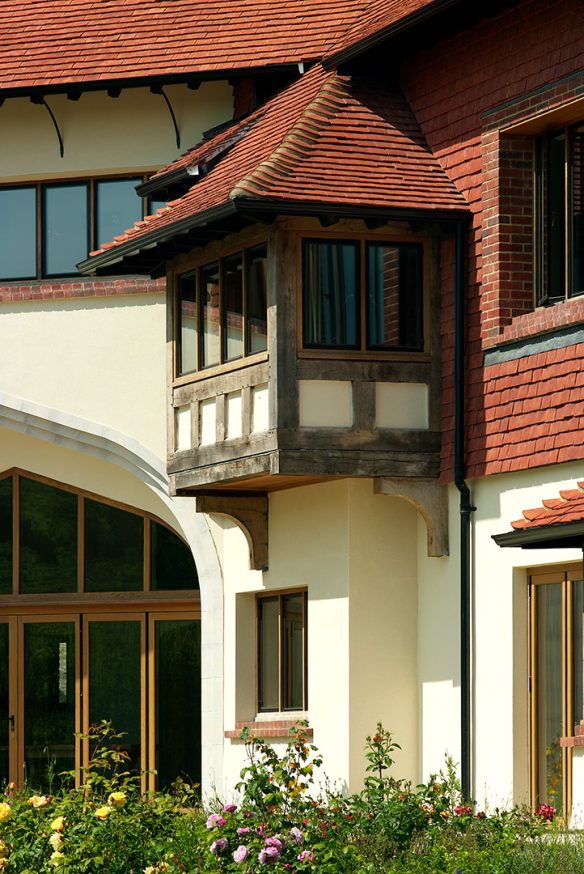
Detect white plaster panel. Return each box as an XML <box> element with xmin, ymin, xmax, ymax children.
<box><xmin>298</xmin><ymin>380</ymin><xmax>353</xmax><ymax>428</ymax></box>
<box><xmin>175</xmin><ymin>405</ymin><xmax>191</xmax><ymax>451</ymax></box>
<box><xmin>226</xmin><ymin>391</ymin><xmax>243</xmax><ymax>440</ymax></box>
<box><xmin>375</xmin><ymin>382</ymin><xmax>428</xmax><ymax>430</ymax></box>
<box><xmin>252</xmin><ymin>384</ymin><xmax>269</xmax><ymax>433</ymax></box>
<box><xmin>199</xmin><ymin>398</ymin><xmax>217</xmax><ymax>446</ymax></box>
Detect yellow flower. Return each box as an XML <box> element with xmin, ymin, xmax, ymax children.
<box><xmin>0</xmin><ymin>841</ymin><xmax>7</xmax><ymax>858</ymax></box>
<box><xmin>50</xmin><ymin>850</ymin><xmax>66</xmax><ymax>867</ymax></box>
<box><xmin>51</xmin><ymin>816</ymin><xmax>65</xmax><ymax>832</ymax></box>
<box><xmin>29</xmin><ymin>794</ymin><xmax>50</xmax><ymax>808</ymax></box>
<box><xmin>0</xmin><ymin>859</ymin><xmax>8</xmax><ymax>871</ymax></box>
<box><xmin>49</xmin><ymin>832</ymin><xmax>64</xmax><ymax>852</ymax></box>
<box><xmin>107</xmin><ymin>791</ymin><xmax>126</xmax><ymax>807</ymax></box>
<box><xmin>0</xmin><ymin>804</ymin><xmax>11</xmax><ymax>823</ymax></box>
<box><xmin>95</xmin><ymin>805</ymin><xmax>112</xmax><ymax>820</ymax></box>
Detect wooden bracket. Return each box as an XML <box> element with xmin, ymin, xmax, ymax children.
<box><xmin>195</xmin><ymin>494</ymin><xmax>269</xmax><ymax>571</ymax></box>
<box><xmin>374</xmin><ymin>477</ymin><xmax>449</xmax><ymax>557</ymax></box>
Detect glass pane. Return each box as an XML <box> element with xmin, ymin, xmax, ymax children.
<box><xmin>246</xmin><ymin>244</ymin><xmax>268</xmax><ymax>354</ymax></box>
<box><xmin>24</xmin><ymin>622</ymin><xmax>75</xmax><ymax>790</ymax></box>
<box><xmin>88</xmin><ymin>621</ymin><xmax>141</xmax><ymax>774</ymax></box>
<box><xmin>0</xmin><ymin>188</ymin><xmax>36</xmax><ymax>279</ymax></box>
<box><xmin>43</xmin><ymin>183</ymin><xmax>88</xmax><ymax>275</ymax></box>
<box><xmin>0</xmin><ymin>478</ymin><xmax>12</xmax><ymax>595</ymax></box>
<box><xmin>573</xmin><ymin>580</ymin><xmax>584</xmax><ymax>725</ymax></box>
<box><xmin>148</xmin><ymin>197</ymin><xmax>167</xmax><ymax>215</ymax></box>
<box><xmin>0</xmin><ymin>624</ymin><xmax>8</xmax><ymax>787</ymax></box>
<box><xmin>258</xmin><ymin>597</ymin><xmax>279</xmax><ymax>711</ymax></box>
<box><xmin>536</xmin><ymin>583</ymin><xmax>564</xmax><ymax>812</ymax></box>
<box><xmin>84</xmin><ymin>499</ymin><xmax>143</xmax><ymax>592</ymax></box>
<box><xmin>367</xmin><ymin>243</ymin><xmax>423</xmax><ymax>350</ymax></box>
<box><xmin>303</xmin><ymin>240</ymin><xmax>359</xmax><ymax>348</ymax></box>
<box><xmin>150</xmin><ymin>521</ymin><xmax>198</xmax><ymax>591</ymax></box>
<box><xmin>201</xmin><ymin>262</ymin><xmax>220</xmax><ymax>368</ymax></box>
<box><xmin>20</xmin><ymin>478</ymin><xmax>77</xmax><ymax>594</ymax></box>
<box><xmin>223</xmin><ymin>253</ymin><xmax>244</xmax><ymax>362</ymax></box>
<box><xmin>96</xmin><ymin>178</ymin><xmax>143</xmax><ymax>249</ymax></box>
<box><xmin>571</xmin><ymin>128</ymin><xmax>583</xmax><ymax>297</ymax></box>
<box><xmin>547</xmin><ymin>132</ymin><xmax>566</xmax><ymax>299</ymax></box>
<box><xmin>282</xmin><ymin>594</ymin><xmax>304</xmax><ymax>711</ymax></box>
<box><xmin>178</xmin><ymin>272</ymin><xmax>198</xmax><ymax>375</ymax></box>
<box><xmin>155</xmin><ymin>620</ymin><xmax>201</xmax><ymax>789</ymax></box>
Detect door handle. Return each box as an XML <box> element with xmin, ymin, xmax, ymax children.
<box><xmin>8</xmin><ymin>715</ymin><xmax>14</xmax><ymax>733</ymax></box>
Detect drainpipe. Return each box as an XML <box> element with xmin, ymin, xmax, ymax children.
<box><xmin>454</xmin><ymin>220</ymin><xmax>475</xmax><ymax>801</ymax></box>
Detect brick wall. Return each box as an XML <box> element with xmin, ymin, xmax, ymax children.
<box><xmin>0</xmin><ymin>276</ymin><xmax>164</xmax><ymax>303</ymax></box>
<box><xmin>399</xmin><ymin>0</ymin><xmax>584</xmax><ymax>480</ymax></box>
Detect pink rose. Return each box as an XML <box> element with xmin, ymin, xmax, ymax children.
<box><xmin>237</xmin><ymin>827</ymin><xmax>251</xmax><ymax>835</ymax></box>
<box><xmin>207</xmin><ymin>813</ymin><xmax>227</xmax><ymax>829</ymax></box>
<box><xmin>259</xmin><ymin>846</ymin><xmax>280</xmax><ymax>864</ymax></box>
<box><xmin>297</xmin><ymin>850</ymin><xmax>314</xmax><ymax>863</ymax></box>
<box><xmin>210</xmin><ymin>837</ymin><xmax>228</xmax><ymax>855</ymax></box>
<box><xmin>223</xmin><ymin>803</ymin><xmax>238</xmax><ymax>813</ymax></box>
<box><xmin>233</xmin><ymin>845</ymin><xmax>250</xmax><ymax>863</ymax></box>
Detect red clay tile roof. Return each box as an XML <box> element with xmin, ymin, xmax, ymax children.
<box><xmin>87</xmin><ymin>64</ymin><xmax>468</xmax><ymax>264</ymax></box>
<box><xmin>0</xmin><ymin>0</ymin><xmax>371</xmax><ymax>94</ymax></box>
<box><xmin>512</xmin><ymin>483</ymin><xmax>584</xmax><ymax>531</ymax></box>
<box><xmin>324</xmin><ymin>0</ymin><xmax>443</xmax><ymax>66</ymax></box>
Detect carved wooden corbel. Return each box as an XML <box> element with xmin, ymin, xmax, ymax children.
<box><xmin>195</xmin><ymin>494</ymin><xmax>268</xmax><ymax>571</ymax></box>
<box><xmin>374</xmin><ymin>477</ymin><xmax>449</xmax><ymax>557</ymax></box>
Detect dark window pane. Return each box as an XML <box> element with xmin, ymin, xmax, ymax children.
<box><xmin>0</xmin><ymin>188</ymin><xmax>37</xmax><ymax>279</ymax></box>
<box><xmin>367</xmin><ymin>243</ymin><xmax>423</xmax><ymax>350</ymax></box>
<box><xmin>177</xmin><ymin>271</ymin><xmax>198</xmax><ymax>375</ymax></box>
<box><xmin>0</xmin><ymin>478</ymin><xmax>12</xmax><ymax>595</ymax></box>
<box><xmin>20</xmin><ymin>478</ymin><xmax>77</xmax><ymax>594</ymax></box>
<box><xmin>96</xmin><ymin>178</ymin><xmax>142</xmax><ymax>249</ymax></box>
<box><xmin>89</xmin><ymin>621</ymin><xmax>142</xmax><ymax>774</ymax></box>
<box><xmin>155</xmin><ymin>620</ymin><xmax>201</xmax><ymax>789</ymax></box>
<box><xmin>303</xmin><ymin>240</ymin><xmax>359</xmax><ymax>348</ymax></box>
<box><xmin>547</xmin><ymin>131</ymin><xmax>566</xmax><ymax>299</ymax></box>
<box><xmin>150</xmin><ymin>521</ymin><xmax>198</xmax><ymax>591</ymax></box>
<box><xmin>258</xmin><ymin>597</ymin><xmax>279</xmax><ymax>711</ymax></box>
<box><xmin>572</xmin><ymin>128</ymin><xmax>584</xmax><ymax>297</ymax></box>
<box><xmin>201</xmin><ymin>262</ymin><xmax>220</xmax><ymax>368</ymax></box>
<box><xmin>148</xmin><ymin>197</ymin><xmax>167</xmax><ymax>215</ymax></box>
<box><xmin>84</xmin><ymin>499</ymin><xmax>143</xmax><ymax>592</ymax></box>
<box><xmin>24</xmin><ymin>622</ymin><xmax>76</xmax><ymax>790</ymax></box>
<box><xmin>246</xmin><ymin>244</ymin><xmax>268</xmax><ymax>354</ymax></box>
<box><xmin>223</xmin><ymin>253</ymin><xmax>244</xmax><ymax>362</ymax></box>
<box><xmin>0</xmin><ymin>624</ymin><xmax>8</xmax><ymax>787</ymax></box>
<box><xmin>43</xmin><ymin>183</ymin><xmax>88</xmax><ymax>275</ymax></box>
<box><xmin>282</xmin><ymin>594</ymin><xmax>304</xmax><ymax>710</ymax></box>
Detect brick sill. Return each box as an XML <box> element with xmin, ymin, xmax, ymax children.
<box><xmin>225</xmin><ymin>720</ymin><xmax>313</xmax><ymax>740</ymax></box>
<box><xmin>483</xmin><ymin>296</ymin><xmax>584</xmax><ymax>350</ymax></box>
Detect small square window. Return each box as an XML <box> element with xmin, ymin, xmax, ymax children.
<box><xmin>258</xmin><ymin>591</ymin><xmax>307</xmax><ymax>712</ymax></box>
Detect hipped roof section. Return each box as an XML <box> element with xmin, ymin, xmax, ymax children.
<box><xmin>493</xmin><ymin>483</ymin><xmax>584</xmax><ymax>550</ymax></box>
<box><xmin>0</xmin><ymin>0</ymin><xmax>369</xmax><ymax>95</ymax></box>
<box><xmin>81</xmin><ymin>64</ymin><xmax>468</xmax><ymax>275</ymax></box>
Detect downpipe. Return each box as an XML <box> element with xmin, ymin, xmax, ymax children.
<box><xmin>454</xmin><ymin>220</ymin><xmax>476</xmax><ymax>802</ymax></box>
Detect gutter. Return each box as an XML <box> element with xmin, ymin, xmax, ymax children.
<box><xmin>454</xmin><ymin>220</ymin><xmax>475</xmax><ymax>802</ymax></box>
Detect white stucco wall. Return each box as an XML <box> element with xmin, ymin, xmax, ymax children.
<box><xmin>0</xmin><ymin>83</ymin><xmax>233</xmax><ymax>181</ymax></box>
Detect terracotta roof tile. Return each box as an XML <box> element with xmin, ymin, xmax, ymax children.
<box><xmin>0</xmin><ymin>0</ymin><xmax>371</xmax><ymax>93</ymax></box>
<box><xmin>88</xmin><ymin>64</ymin><xmax>468</xmax><ymax>262</ymax></box>
<box><xmin>511</xmin><ymin>484</ymin><xmax>584</xmax><ymax>531</ymax></box>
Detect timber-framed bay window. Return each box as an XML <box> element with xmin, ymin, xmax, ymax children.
<box><xmin>0</xmin><ymin>470</ymin><xmax>200</xmax><ymax>791</ymax></box>
<box><xmin>535</xmin><ymin>123</ymin><xmax>584</xmax><ymax>304</ymax></box>
<box><xmin>302</xmin><ymin>238</ymin><xmax>424</xmax><ymax>353</ymax></box>
<box><xmin>175</xmin><ymin>243</ymin><xmax>268</xmax><ymax>377</ymax></box>
<box><xmin>0</xmin><ymin>176</ymin><xmax>166</xmax><ymax>280</ymax></box>
<box><xmin>258</xmin><ymin>591</ymin><xmax>307</xmax><ymax>713</ymax></box>
<box><xmin>529</xmin><ymin>566</ymin><xmax>584</xmax><ymax>816</ymax></box>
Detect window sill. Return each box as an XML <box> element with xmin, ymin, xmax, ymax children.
<box><xmin>173</xmin><ymin>352</ymin><xmax>269</xmax><ymax>388</ymax></box>
<box><xmin>483</xmin><ymin>296</ymin><xmax>584</xmax><ymax>351</ymax></box>
<box><xmin>560</xmin><ymin>722</ymin><xmax>584</xmax><ymax>748</ymax></box>
<box><xmin>225</xmin><ymin>720</ymin><xmax>313</xmax><ymax>740</ymax></box>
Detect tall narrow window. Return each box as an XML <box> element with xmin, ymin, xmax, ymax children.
<box><xmin>177</xmin><ymin>271</ymin><xmax>198</xmax><ymax>375</ymax></box>
<box><xmin>258</xmin><ymin>591</ymin><xmax>307</xmax><ymax>713</ymax></box>
<box><xmin>201</xmin><ymin>262</ymin><xmax>220</xmax><ymax>369</ymax></box>
<box><xmin>247</xmin><ymin>244</ymin><xmax>268</xmax><ymax>354</ymax></box>
<box><xmin>366</xmin><ymin>242</ymin><xmax>423</xmax><ymax>351</ymax></box>
<box><xmin>0</xmin><ymin>187</ymin><xmax>37</xmax><ymax>279</ymax></box>
<box><xmin>223</xmin><ymin>253</ymin><xmax>244</xmax><ymax>362</ymax></box>
<box><xmin>95</xmin><ymin>178</ymin><xmax>143</xmax><ymax>249</ymax></box>
<box><xmin>43</xmin><ymin>183</ymin><xmax>89</xmax><ymax>276</ymax></box>
<box><xmin>303</xmin><ymin>240</ymin><xmax>359</xmax><ymax>348</ymax></box>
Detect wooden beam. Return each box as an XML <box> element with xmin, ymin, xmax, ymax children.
<box><xmin>374</xmin><ymin>476</ymin><xmax>449</xmax><ymax>557</ymax></box>
<box><xmin>195</xmin><ymin>494</ymin><xmax>269</xmax><ymax>571</ymax></box>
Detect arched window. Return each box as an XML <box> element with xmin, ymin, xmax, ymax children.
<box><xmin>0</xmin><ymin>470</ymin><xmax>200</xmax><ymax>791</ymax></box>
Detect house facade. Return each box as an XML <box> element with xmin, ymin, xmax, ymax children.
<box><xmin>2</xmin><ymin>0</ymin><xmax>584</xmax><ymax>823</ymax></box>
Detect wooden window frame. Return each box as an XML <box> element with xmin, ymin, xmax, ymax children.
<box><xmin>173</xmin><ymin>240</ymin><xmax>269</xmax><ymax>382</ymax></box>
<box><xmin>257</xmin><ymin>590</ymin><xmax>308</xmax><ymax>714</ymax></box>
<box><xmin>297</xmin><ymin>230</ymin><xmax>431</xmax><ymax>361</ymax></box>
<box><xmin>0</xmin><ymin>173</ymin><xmax>163</xmax><ymax>282</ymax></box>
<box><xmin>528</xmin><ymin>564</ymin><xmax>583</xmax><ymax>819</ymax></box>
<box><xmin>535</xmin><ymin>122</ymin><xmax>584</xmax><ymax>305</ymax></box>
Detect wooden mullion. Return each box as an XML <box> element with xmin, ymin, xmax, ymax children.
<box><xmin>242</xmin><ymin>248</ymin><xmax>249</xmax><ymax>357</ymax></box>
<box><xmin>278</xmin><ymin>594</ymin><xmax>283</xmax><ymax>713</ymax></box>
<box><xmin>565</xmin><ymin>574</ymin><xmax>573</xmax><ymax>819</ymax></box>
<box><xmin>77</xmin><ymin>496</ymin><xmax>84</xmax><ymax>593</ymax></box>
<box><xmin>219</xmin><ymin>258</ymin><xmax>225</xmax><ymax>365</ymax></box>
<box><xmin>144</xmin><ymin>519</ymin><xmax>151</xmax><ymax>592</ymax></box>
<box><xmin>36</xmin><ymin>183</ymin><xmax>42</xmax><ymax>278</ymax></box>
<box><xmin>12</xmin><ymin>473</ymin><xmax>19</xmax><ymax>596</ymax></box>
<box><xmin>8</xmin><ymin>617</ymin><xmax>17</xmax><ymax>785</ymax></box>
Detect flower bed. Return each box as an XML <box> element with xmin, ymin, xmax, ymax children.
<box><xmin>0</xmin><ymin>723</ymin><xmax>583</xmax><ymax>873</ymax></box>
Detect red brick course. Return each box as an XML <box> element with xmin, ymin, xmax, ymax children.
<box><xmin>0</xmin><ymin>277</ymin><xmax>164</xmax><ymax>303</ymax></box>
<box><xmin>224</xmin><ymin>720</ymin><xmax>313</xmax><ymax>740</ymax></box>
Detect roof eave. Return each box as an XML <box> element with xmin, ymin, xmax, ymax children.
<box><xmin>323</xmin><ymin>0</ymin><xmax>462</xmax><ymax>70</ymax></box>
<box><xmin>492</xmin><ymin>522</ymin><xmax>584</xmax><ymax>550</ymax></box>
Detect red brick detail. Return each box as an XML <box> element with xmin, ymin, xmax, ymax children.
<box><xmin>484</xmin><ymin>297</ymin><xmax>584</xmax><ymax>348</ymax></box>
<box><xmin>0</xmin><ymin>277</ymin><xmax>164</xmax><ymax>304</ymax></box>
<box><xmin>560</xmin><ymin>724</ymin><xmax>584</xmax><ymax>748</ymax></box>
<box><xmin>224</xmin><ymin>720</ymin><xmax>313</xmax><ymax>740</ymax></box>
